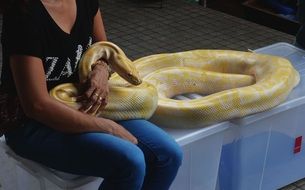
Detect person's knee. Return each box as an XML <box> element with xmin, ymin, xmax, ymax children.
<box><xmin>99</xmin><ymin>146</ymin><xmax>146</xmax><ymax>190</ymax></box>
<box><xmin>168</xmin><ymin>144</ymin><xmax>183</xmax><ymax>167</ymax></box>
<box><xmin>160</xmin><ymin>143</ymin><xmax>183</xmax><ymax>168</ymax></box>
<box><xmin>120</xmin><ymin>146</ymin><xmax>146</xmax><ymax>178</ymax></box>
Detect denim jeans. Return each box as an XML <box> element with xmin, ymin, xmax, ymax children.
<box><xmin>5</xmin><ymin>119</ymin><xmax>183</xmax><ymax>190</ymax></box>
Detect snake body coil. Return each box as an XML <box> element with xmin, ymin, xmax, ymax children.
<box><xmin>50</xmin><ymin>41</ymin><xmax>158</xmax><ymax>120</ymax></box>
<box><xmin>50</xmin><ymin>42</ymin><xmax>300</xmax><ymax>129</ymax></box>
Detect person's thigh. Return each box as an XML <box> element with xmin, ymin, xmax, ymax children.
<box><xmin>5</xmin><ymin>120</ymin><xmax>145</xmax><ymax>178</ymax></box>
<box><xmin>118</xmin><ymin>119</ymin><xmax>182</xmax><ymax>164</ymax></box>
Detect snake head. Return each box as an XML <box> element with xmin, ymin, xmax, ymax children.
<box><xmin>113</xmin><ymin>55</ymin><xmax>142</xmax><ymax>85</ymax></box>
<box><xmin>125</xmin><ymin>72</ymin><xmax>142</xmax><ymax>85</ymax></box>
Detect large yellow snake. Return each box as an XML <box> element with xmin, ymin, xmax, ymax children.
<box><xmin>49</xmin><ymin>42</ymin><xmax>158</xmax><ymax>120</ymax></box>
<box><xmin>50</xmin><ymin>42</ymin><xmax>300</xmax><ymax>128</ymax></box>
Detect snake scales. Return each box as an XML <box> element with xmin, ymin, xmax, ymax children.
<box><xmin>50</xmin><ymin>41</ymin><xmax>300</xmax><ymax>129</ymax></box>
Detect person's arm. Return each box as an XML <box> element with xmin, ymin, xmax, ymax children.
<box><xmin>93</xmin><ymin>9</ymin><xmax>107</xmax><ymax>42</ymax></box>
<box><xmin>79</xmin><ymin>9</ymin><xmax>111</xmax><ymax>113</ymax></box>
<box><xmin>10</xmin><ymin>55</ymin><xmax>137</xmax><ymax>143</ymax></box>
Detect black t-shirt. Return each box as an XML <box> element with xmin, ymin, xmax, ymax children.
<box><xmin>1</xmin><ymin>0</ymin><xmax>99</xmax><ymax>93</ymax></box>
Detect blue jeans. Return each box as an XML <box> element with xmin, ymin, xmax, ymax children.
<box><xmin>5</xmin><ymin>119</ymin><xmax>183</xmax><ymax>190</ymax></box>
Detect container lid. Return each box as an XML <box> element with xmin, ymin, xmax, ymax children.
<box><xmin>163</xmin><ymin>121</ymin><xmax>229</xmax><ymax>146</ymax></box>
<box><xmin>232</xmin><ymin>42</ymin><xmax>305</xmax><ymax>125</ymax></box>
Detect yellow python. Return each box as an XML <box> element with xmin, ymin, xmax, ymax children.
<box><xmin>49</xmin><ymin>41</ymin><xmax>158</xmax><ymax>120</ymax></box>
<box><xmin>50</xmin><ymin>42</ymin><xmax>300</xmax><ymax>129</ymax></box>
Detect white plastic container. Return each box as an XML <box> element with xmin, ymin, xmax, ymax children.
<box><xmin>165</xmin><ymin>122</ymin><xmax>229</xmax><ymax>190</ymax></box>
<box><xmin>218</xmin><ymin>43</ymin><xmax>305</xmax><ymax>190</ymax></box>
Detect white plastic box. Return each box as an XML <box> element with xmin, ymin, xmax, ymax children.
<box><xmin>165</xmin><ymin>122</ymin><xmax>229</xmax><ymax>190</ymax></box>
<box><xmin>217</xmin><ymin>43</ymin><xmax>305</xmax><ymax>190</ymax></box>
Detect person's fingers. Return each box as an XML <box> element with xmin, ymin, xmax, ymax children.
<box><xmin>82</xmin><ymin>104</ymin><xmax>93</xmax><ymax>113</ymax></box>
<box><xmin>79</xmin><ymin>90</ymin><xmax>99</xmax><ymax>112</ymax></box>
<box><xmin>99</xmin><ymin>95</ymin><xmax>108</xmax><ymax>109</ymax></box>
<box><xmin>97</xmin><ymin>87</ymin><xmax>109</xmax><ymax>109</ymax></box>
<box><xmin>84</xmin><ymin>85</ymin><xmax>96</xmax><ymax>100</ymax></box>
<box><xmin>87</xmin><ymin>95</ymin><xmax>103</xmax><ymax>114</ymax></box>
<box><xmin>77</xmin><ymin>67</ymin><xmax>110</xmax><ymax>113</ymax></box>
<box><xmin>113</xmin><ymin>124</ymin><xmax>138</xmax><ymax>144</ymax></box>
<box><xmin>92</xmin><ymin>92</ymin><xmax>100</xmax><ymax>102</ymax></box>
<box><xmin>121</xmin><ymin>128</ymin><xmax>138</xmax><ymax>144</ymax></box>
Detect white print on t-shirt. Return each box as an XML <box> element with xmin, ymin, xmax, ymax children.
<box><xmin>45</xmin><ymin>57</ymin><xmax>59</xmax><ymax>80</ymax></box>
<box><xmin>87</xmin><ymin>37</ymin><xmax>92</xmax><ymax>49</ymax></box>
<box><xmin>45</xmin><ymin>37</ymin><xmax>92</xmax><ymax>81</ymax></box>
<box><xmin>74</xmin><ymin>45</ymin><xmax>83</xmax><ymax>71</ymax></box>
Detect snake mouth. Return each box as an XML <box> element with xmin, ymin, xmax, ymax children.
<box><xmin>130</xmin><ymin>77</ymin><xmax>142</xmax><ymax>85</ymax></box>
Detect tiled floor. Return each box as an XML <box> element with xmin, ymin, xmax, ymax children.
<box><xmin>99</xmin><ymin>0</ymin><xmax>294</xmax><ymax>60</ymax></box>
<box><xmin>0</xmin><ymin>0</ymin><xmax>302</xmax><ymax>189</ymax></box>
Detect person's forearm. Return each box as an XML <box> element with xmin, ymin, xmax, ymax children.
<box><xmin>10</xmin><ymin>55</ymin><xmax>110</xmax><ymax>134</ymax></box>
<box><xmin>26</xmin><ymin>97</ymin><xmax>110</xmax><ymax>134</ymax></box>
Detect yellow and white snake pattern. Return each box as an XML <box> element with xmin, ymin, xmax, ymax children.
<box><xmin>50</xmin><ymin>42</ymin><xmax>300</xmax><ymax>129</ymax></box>
<box><xmin>50</xmin><ymin>42</ymin><xmax>158</xmax><ymax>121</ymax></box>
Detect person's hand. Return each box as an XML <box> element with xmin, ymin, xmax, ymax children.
<box><xmin>78</xmin><ymin>60</ymin><xmax>110</xmax><ymax>114</ymax></box>
<box><xmin>96</xmin><ymin>118</ymin><xmax>138</xmax><ymax>144</ymax></box>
